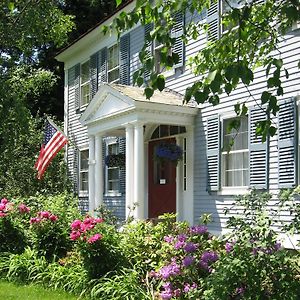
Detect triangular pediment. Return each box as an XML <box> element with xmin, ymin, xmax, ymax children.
<box><xmin>80</xmin><ymin>84</ymin><xmax>135</xmax><ymax>125</ymax></box>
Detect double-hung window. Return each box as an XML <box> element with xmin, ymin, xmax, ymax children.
<box><xmin>108</xmin><ymin>44</ymin><xmax>119</xmax><ymax>83</ymax></box>
<box><xmin>221</xmin><ymin>116</ymin><xmax>249</xmax><ymax>187</ymax></box>
<box><xmin>106</xmin><ymin>141</ymin><xmax>120</xmax><ymax>194</ymax></box>
<box><xmin>79</xmin><ymin>149</ymin><xmax>89</xmax><ymax>192</ymax></box>
<box><xmin>80</xmin><ymin>60</ymin><xmax>90</xmax><ymax>106</ymax></box>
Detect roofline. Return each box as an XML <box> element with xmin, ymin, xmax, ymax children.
<box><xmin>55</xmin><ymin>0</ymin><xmax>134</xmax><ymax>61</ymax></box>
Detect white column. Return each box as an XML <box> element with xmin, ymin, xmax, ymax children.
<box><xmin>133</xmin><ymin>122</ymin><xmax>145</xmax><ymax>219</ymax></box>
<box><xmin>95</xmin><ymin>134</ymin><xmax>103</xmax><ymax>210</ymax></box>
<box><xmin>125</xmin><ymin>125</ymin><xmax>134</xmax><ymax>219</ymax></box>
<box><xmin>88</xmin><ymin>135</ymin><xmax>95</xmax><ymax>214</ymax></box>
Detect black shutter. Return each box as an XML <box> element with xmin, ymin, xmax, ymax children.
<box><xmin>120</xmin><ymin>33</ymin><xmax>130</xmax><ymax>85</ymax></box>
<box><xmin>248</xmin><ymin>106</ymin><xmax>269</xmax><ymax>189</ymax></box>
<box><xmin>278</xmin><ymin>98</ymin><xmax>297</xmax><ymax>188</ymax></box>
<box><xmin>207</xmin><ymin>115</ymin><xmax>220</xmax><ymax>191</ymax></box>
<box><xmin>207</xmin><ymin>0</ymin><xmax>220</xmax><ymax>42</ymax></box>
<box><xmin>144</xmin><ymin>23</ymin><xmax>153</xmax><ymax>80</ymax></box>
<box><xmin>74</xmin><ymin>64</ymin><xmax>80</xmax><ymax>109</ymax></box>
<box><xmin>171</xmin><ymin>12</ymin><xmax>185</xmax><ymax>68</ymax></box>
<box><xmin>90</xmin><ymin>52</ymin><xmax>98</xmax><ymax>99</ymax></box>
<box><xmin>99</xmin><ymin>47</ymin><xmax>108</xmax><ymax>83</ymax></box>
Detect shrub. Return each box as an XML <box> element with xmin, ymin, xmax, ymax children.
<box><xmin>70</xmin><ymin>215</ymin><xmax>128</xmax><ymax>279</ymax></box>
<box><xmin>0</xmin><ymin>198</ymin><xmax>29</xmax><ymax>254</ymax></box>
<box><xmin>202</xmin><ymin>190</ymin><xmax>300</xmax><ymax>300</ymax></box>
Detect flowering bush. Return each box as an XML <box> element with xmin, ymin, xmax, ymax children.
<box><xmin>30</xmin><ymin>210</ymin><xmax>71</xmax><ymax>260</ymax></box>
<box><xmin>154</xmin><ymin>143</ymin><xmax>183</xmax><ymax>165</ymax></box>
<box><xmin>70</xmin><ymin>215</ymin><xmax>127</xmax><ymax>279</ymax></box>
<box><xmin>105</xmin><ymin>153</ymin><xmax>125</xmax><ymax>168</ymax></box>
<box><xmin>148</xmin><ymin>224</ymin><xmax>223</xmax><ymax>299</ymax></box>
<box><xmin>0</xmin><ymin>198</ymin><xmax>29</xmax><ymax>254</ymax></box>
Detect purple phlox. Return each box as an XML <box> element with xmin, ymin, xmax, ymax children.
<box><xmin>164</xmin><ymin>235</ymin><xmax>174</xmax><ymax>243</ymax></box>
<box><xmin>182</xmin><ymin>255</ymin><xmax>195</xmax><ymax>267</ymax></box>
<box><xmin>183</xmin><ymin>282</ymin><xmax>197</xmax><ymax>293</ymax></box>
<box><xmin>159</xmin><ymin>261</ymin><xmax>181</xmax><ymax>280</ymax></box>
<box><xmin>174</xmin><ymin>240</ymin><xmax>185</xmax><ymax>250</ymax></box>
<box><xmin>160</xmin><ymin>282</ymin><xmax>173</xmax><ymax>300</ymax></box>
<box><xmin>177</xmin><ymin>234</ymin><xmax>187</xmax><ymax>242</ymax></box>
<box><xmin>225</xmin><ymin>241</ymin><xmax>235</xmax><ymax>253</ymax></box>
<box><xmin>190</xmin><ymin>225</ymin><xmax>208</xmax><ymax>235</ymax></box>
<box><xmin>274</xmin><ymin>241</ymin><xmax>281</xmax><ymax>251</ymax></box>
<box><xmin>184</xmin><ymin>242</ymin><xmax>198</xmax><ymax>253</ymax></box>
<box><xmin>235</xmin><ymin>286</ymin><xmax>246</xmax><ymax>296</ymax></box>
<box><xmin>199</xmin><ymin>251</ymin><xmax>219</xmax><ymax>272</ymax></box>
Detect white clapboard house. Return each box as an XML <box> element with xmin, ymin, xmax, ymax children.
<box><xmin>56</xmin><ymin>0</ymin><xmax>300</xmax><ymax>241</ymax></box>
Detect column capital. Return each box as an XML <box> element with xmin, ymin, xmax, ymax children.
<box><xmin>132</xmin><ymin>121</ymin><xmax>144</xmax><ymax>128</ymax></box>
<box><xmin>95</xmin><ymin>133</ymin><xmax>104</xmax><ymax>140</ymax></box>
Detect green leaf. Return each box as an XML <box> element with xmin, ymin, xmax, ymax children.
<box><xmin>241</xmin><ymin>104</ymin><xmax>248</xmax><ymax>116</ymax></box>
<box><xmin>194</xmin><ymin>90</ymin><xmax>208</xmax><ymax>104</ymax></box>
<box><xmin>269</xmin><ymin>126</ymin><xmax>277</xmax><ymax>137</ymax></box>
<box><xmin>116</xmin><ymin>0</ymin><xmax>122</xmax><ymax>7</ymax></box>
<box><xmin>234</xmin><ymin>103</ymin><xmax>240</xmax><ymax>115</ymax></box>
<box><xmin>8</xmin><ymin>2</ymin><xmax>14</xmax><ymax>11</ymax></box>
<box><xmin>224</xmin><ymin>83</ymin><xmax>232</xmax><ymax>95</ymax></box>
<box><xmin>136</xmin><ymin>76</ymin><xmax>144</xmax><ymax>87</ymax></box>
<box><xmin>261</xmin><ymin>91</ymin><xmax>271</xmax><ymax>104</ymax></box>
<box><xmin>144</xmin><ymin>87</ymin><xmax>154</xmax><ymax>99</ymax></box>
<box><xmin>156</xmin><ymin>75</ymin><xmax>165</xmax><ymax>91</ymax></box>
<box><xmin>273</xmin><ymin>58</ymin><xmax>283</xmax><ymax>69</ymax></box>
<box><xmin>206</xmin><ymin>70</ymin><xmax>217</xmax><ymax>84</ymax></box>
<box><xmin>284</xmin><ymin>68</ymin><xmax>289</xmax><ymax>79</ymax></box>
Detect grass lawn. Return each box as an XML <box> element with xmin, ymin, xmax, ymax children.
<box><xmin>0</xmin><ymin>281</ymin><xmax>82</xmax><ymax>300</ymax></box>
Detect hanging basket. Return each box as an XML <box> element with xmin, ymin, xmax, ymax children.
<box><xmin>154</xmin><ymin>143</ymin><xmax>183</xmax><ymax>165</ymax></box>
<box><xmin>105</xmin><ymin>153</ymin><xmax>126</xmax><ymax>168</ymax></box>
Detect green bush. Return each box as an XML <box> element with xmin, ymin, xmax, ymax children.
<box><xmin>70</xmin><ymin>215</ymin><xmax>128</xmax><ymax>279</ymax></box>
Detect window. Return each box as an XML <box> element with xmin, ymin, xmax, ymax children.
<box><xmin>106</xmin><ymin>141</ymin><xmax>120</xmax><ymax>193</ymax></box>
<box><xmin>80</xmin><ymin>60</ymin><xmax>90</xmax><ymax>106</ymax></box>
<box><xmin>221</xmin><ymin>116</ymin><xmax>248</xmax><ymax>187</ymax></box>
<box><xmin>108</xmin><ymin>44</ymin><xmax>119</xmax><ymax>83</ymax></box>
<box><xmin>79</xmin><ymin>150</ymin><xmax>89</xmax><ymax>192</ymax></box>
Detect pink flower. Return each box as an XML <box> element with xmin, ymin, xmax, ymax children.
<box><xmin>49</xmin><ymin>214</ymin><xmax>58</xmax><ymax>222</ymax></box>
<box><xmin>70</xmin><ymin>231</ymin><xmax>81</xmax><ymax>241</ymax></box>
<box><xmin>19</xmin><ymin>203</ymin><xmax>30</xmax><ymax>214</ymax></box>
<box><xmin>1</xmin><ymin>198</ymin><xmax>8</xmax><ymax>205</ymax></box>
<box><xmin>30</xmin><ymin>217</ymin><xmax>41</xmax><ymax>224</ymax></box>
<box><xmin>94</xmin><ymin>218</ymin><xmax>104</xmax><ymax>224</ymax></box>
<box><xmin>0</xmin><ymin>203</ymin><xmax>6</xmax><ymax>211</ymax></box>
<box><xmin>71</xmin><ymin>219</ymin><xmax>82</xmax><ymax>230</ymax></box>
<box><xmin>87</xmin><ymin>233</ymin><xmax>102</xmax><ymax>244</ymax></box>
<box><xmin>39</xmin><ymin>211</ymin><xmax>51</xmax><ymax>219</ymax></box>
<box><xmin>0</xmin><ymin>212</ymin><xmax>7</xmax><ymax>218</ymax></box>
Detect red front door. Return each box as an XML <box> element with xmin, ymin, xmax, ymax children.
<box><xmin>148</xmin><ymin>138</ymin><xmax>176</xmax><ymax>218</ymax></box>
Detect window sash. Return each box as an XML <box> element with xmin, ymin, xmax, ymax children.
<box><xmin>108</xmin><ymin>44</ymin><xmax>119</xmax><ymax>83</ymax></box>
<box><xmin>106</xmin><ymin>141</ymin><xmax>120</xmax><ymax>193</ymax></box>
<box><xmin>80</xmin><ymin>60</ymin><xmax>90</xmax><ymax>106</ymax></box>
<box><xmin>79</xmin><ymin>150</ymin><xmax>89</xmax><ymax>191</ymax></box>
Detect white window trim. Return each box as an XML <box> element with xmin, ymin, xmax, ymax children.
<box><xmin>107</xmin><ymin>43</ymin><xmax>120</xmax><ymax>84</ymax></box>
<box><xmin>80</xmin><ymin>59</ymin><xmax>90</xmax><ymax>108</ymax></box>
<box><xmin>79</xmin><ymin>148</ymin><xmax>89</xmax><ymax>197</ymax></box>
<box><xmin>104</xmin><ymin>137</ymin><xmax>122</xmax><ymax>196</ymax></box>
<box><xmin>220</xmin><ymin>113</ymin><xmax>249</xmax><ymax>193</ymax></box>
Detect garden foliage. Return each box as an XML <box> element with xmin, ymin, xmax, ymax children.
<box><xmin>0</xmin><ymin>191</ymin><xmax>299</xmax><ymax>299</ymax></box>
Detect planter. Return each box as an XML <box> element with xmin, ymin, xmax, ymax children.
<box><xmin>154</xmin><ymin>143</ymin><xmax>183</xmax><ymax>165</ymax></box>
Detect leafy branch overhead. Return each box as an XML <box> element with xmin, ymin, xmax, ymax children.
<box><xmin>109</xmin><ymin>0</ymin><xmax>300</xmax><ymax>140</ymax></box>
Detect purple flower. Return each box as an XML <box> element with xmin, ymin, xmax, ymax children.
<box><xmin>236</xmin><ymin>286</ymin><xmax>245</xmax><ymax>295</ymax></box>
<box><xmin>177</xmin><ymin>234</ymin><xmax>187</xmax><ymax>242</ymax></box>
<box><xmin>199</xmin><ymin>251</ymin><xmax>219</xmax><ymax>272</ymax></box>
<box><xmin>174</xmin><ymin>240</ymin><xmax>185</xmax><ymax>250</ymax></box>
<box><xmin>160</xmin><ymin>282</ymin><xmax>173</xmax><ymax>300</ymax></box>
<box><xmin>274</xmin><ymin>241</ymin><xmax>281</xmax><ymax>251</ymax></box>
<box><xmin>164</xmin><ymin>235</ymin><xmax>174</xmax><ymax>243</ymax></box>
<box><xmin>183</xmin><ymin>256</ymin><xmax>194</xmax><ymax>267</ymax></box>
<box><xmin>159</xmin><ymin>261</ymin><xmax>181</xmax><ymax>280</ymax></box>
<box><xmin>190</xmin><ymin>225</ymin><xmax>208</xmax><ymax>235</ymax></box>
<box><xmin>184</xmin><ymin>242</ymin><xmax>198</xmax><ymax>253</ymax></box>
<box><xmin>225</xmin><ymin>241</ymin><xmax>234</xmax><ymax>253</ymax></box>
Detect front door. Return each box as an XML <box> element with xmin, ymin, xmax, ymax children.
<box><xmin>148</xmin><ymin>138</ymin><xmax>176</xmax><ymax>218</ymax></box>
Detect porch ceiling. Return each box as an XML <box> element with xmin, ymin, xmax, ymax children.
<box><xmin>80</xmin><ymin>83</ymin><xmax>198</xmax><ymax>135</ymax></box>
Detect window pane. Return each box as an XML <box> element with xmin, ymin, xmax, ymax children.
<box><xmin>108</xmin><ymin>68</ymin><xmax>119</xmax><ymax>83</ymax></box>
<box><xmin>108</xmin><ymin>168</ymin><xmax>119</xmax><ymax>181</ymax></box>
<box><xmin>81</xmin><ymin>150</ymin><xmax>89</xmax><ymax>170</ymax></box>
<box><xmin>81</xmin><ymin>61</ymin><xmax>90</xmax><ymax>83</ymax></box>
<box><xmin>108</xmin><ymin>180</ymin><xmax>119</xmax><ymax>191</ymax></box>
<box><xmin>108</xmin><ymin>143</ymin><xmax>118</xmax><ymax>155</ymax></box>
<box><xmin>80</xmin><ymin>172</ymin><xmax>88</xmax><ymax>191</ymax></box>
<box><xmin>108</xmin><ymin>44</ymin><xmax>119</xmax><ymax>70</ymax></box>
<box><xmin>81</xmin><ymin>83</ymin><xmax>90</xmax><ymax>105</ymax></box>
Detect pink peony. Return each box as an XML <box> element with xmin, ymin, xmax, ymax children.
<box><xmin>70</xmin><ymin>231</ymin><xmax>81</xmax><ymax>241</ymax></box>
<box><xmin>0</xmin><ymin>203</ymin><xmax>6</xmax><ymax>211</ymax></box>
<box><xmin>19</xmin><ymin>203</ymin><xmax>30</xmax><ymax>214</ymax></box>
<box><xmin>39</xmin><ymin>211</ymin><xmax>51</xmax><ymax>219</ymax></box>
<box><xmin>87</xmin><ymin>233</ymin><xmax>102</xmax><ymax>244</ymax></box>
<box><xmin>71</xmin><ymin>219</ymin><xmax>82</xmax><ymax>230</ymax></box>
<box><xmin>1</xmin><ymin>198</ymin><xmax>8</xmax><ymax>205</ymax></box>
<box><xmin>49</xmin><ymin>214</ymin><xmax>58</xmax><ymax>222</ymax></box>
<box><xmin>0</xmin><ymin>212</ymin><xmax>7</xmax><ymax>218</ymax></box>
<box><xmin>94</xmin><ymin>217</ymin><xmax>104</xmax><ymax>224</ymax></box>
<box><xmin>30</xmin><ymin>217</ymin><xmax>41</xmax><ymax>224</ymax></box>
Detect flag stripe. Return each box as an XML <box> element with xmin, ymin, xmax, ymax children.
<box><xmin>34</xmin><ymin>120</ymin><xmax>68</xmax><ymax>179</ymax></box>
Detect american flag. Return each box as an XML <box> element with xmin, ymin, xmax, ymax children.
<box><xmin>34</xmin><ymin>119</ymin><xmax>68</xmax><ymax>180</ymax></box>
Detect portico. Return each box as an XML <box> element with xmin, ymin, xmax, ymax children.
<box><xmin>80</xmin><ymin>83</ymin><xmax>198</xmax><ymax>222</ymax></box>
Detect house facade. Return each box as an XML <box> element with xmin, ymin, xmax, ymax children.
<box><xmin>56</xmin><ymin>0</ymin><xmax>300</xmax><ymax>240</ymax></box>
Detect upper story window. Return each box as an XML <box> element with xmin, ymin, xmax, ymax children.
<box><xmin>80</xmin><ymin>60</ymin><xmax>90</xmax><ymax>106</ymax></box>
<box><xmin>108</xmin><ymin>44</ymin><xmax>119</xmax><ymax>83</ymax></box>
<box><xmin>221</xmin><ymin>116</ymin><xmax>249</xmax><ymax>187</ymax></box>
<box><xmin>151</xmin><ymin>125</ymin><xmax>186</xmax><ymax>140</ymax></box>
<box><xmin>79</xmin><ymin>149</ymin><xmax>89</xmax><ymax>192</ymax></box>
